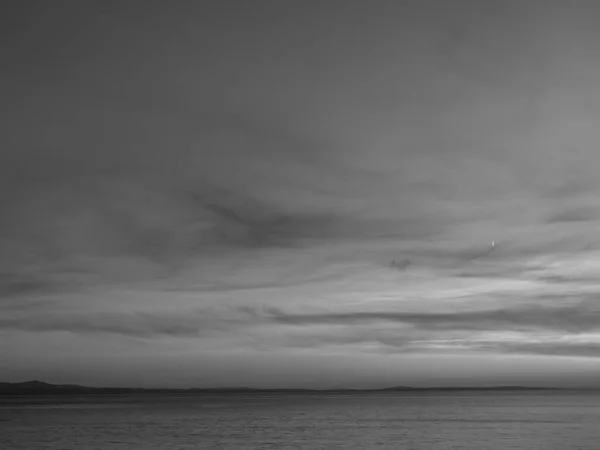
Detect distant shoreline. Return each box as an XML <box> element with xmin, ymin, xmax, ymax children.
<box><xmin>0</xmin><ymin>380</ymin><xmax>564</xmax><ymax>396</ymax></box>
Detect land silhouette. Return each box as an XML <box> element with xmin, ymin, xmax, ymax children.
<box><xmin>0</xmin><ymin>380</ymin><xmax>560</xmax><ymax>396</ymax></box>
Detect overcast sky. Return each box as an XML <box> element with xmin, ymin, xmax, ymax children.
<box><xmin>3</xmin><ymin>1</ymin><xmax>600</xmax><ymax>388</ymax></box>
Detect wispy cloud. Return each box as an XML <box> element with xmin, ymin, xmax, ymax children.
<box><xmin>0</xmin><ymin>307</ymin><xmax>250</xmax><ymax>338</ymax></box>
<box><xmin>4</xmin><ymin>298</ymin><xmax>600</xmax><ymax>359</ymax></box>
<box><xmin>258</xmin><ymin>302</ymin><xmax>600</xmax><ymax>334</ymax></box>
<box><xmin>0</xmin><ymin>178</ymin><xmax>349</xmax><ymax>300</ymax></box>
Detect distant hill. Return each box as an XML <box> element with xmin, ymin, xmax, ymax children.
<box><xmin>0</xmin><ymin>381</ymin><xmax>562</xmax><ymax>396</ymax></box>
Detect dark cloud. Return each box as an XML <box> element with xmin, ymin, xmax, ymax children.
<box><xmin>542</xmin><ymin>172</ymin><xmax>598</xmax><ymax>200</ymax></box>
<box><xmin>455</xmin><ymin>267</ymin><xmax>525</xmax><ymax>279</ymax></box>
<box><xmin>545</xmin><ymin>206</ymin><xmax>599</xmax><ymax>224</ymax></box>
<box><xmin>501</xmin><ymin>342</ymin><xmax>600</xmax><ymax>358</ymax></box>
<box><xmin>0</xmin><ymin>275</ymin><xmax>52</xmax><ymax>298</ymax></box>
<box><xmin>0</xmin><ymin>179</ymin><xmax>345</xmax><ymax>299</ymax></box>
<box><xmin>10</xmin><ymin>301</ymin><xmax>600</xmax><ymax>340</ymax></box>
<box><xmin>534</xmin><ymin>274</ymin><xmax>600</xmax><ymax>285</ymax></box>
<box><xmin>250</xmin><ymin>328</ymin><xmax>417</xmax><ymax>352</ymax></box>
<box><xmin>258</xmin><ymin>303</ymin><xmax>600</xmax><ymax>334</ymax></box>
<box><xmin>0</xmin><ymin>308</ymin><xmax>249</xmax><ymax>338</ymax></box>
<box><xmin>185</xmin><ymin>186</ymin><xmax>340</xmax><ymax>249</ymax></box>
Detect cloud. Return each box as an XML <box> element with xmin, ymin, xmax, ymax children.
<box><xmin>4</xmin><ymin>287</ymin><xmax>600</xmax><ymax>361</ymax></box>
<box><xmin>0</xmin><ymin>307</ymin><xmax>251</xmax><ymax>338</ymax></box>
<box><xmin>257</xmin><ymin>302</ymin><xmax>600</xmax><ymax>334</ymax></box>
<box><xmin>185</xmin><ymin>186</ymin><xmax>341</xmax><ymax>249</ymax></box>
<box><xmin>7</xmin><ymin>1</ymin><xmax>600</xmax><ymax>387</ymax></box>
<box><xmin>0</xmin><ymin>275</ymin><xmax>51</xmax><ymax>298</ymax></box>
<box><xmin>2</xmin><ymin>300</ymin><xmax>590</xmax><ymax>339</ymax></box>
<box><xmin>501</xmin><ymin>341</ymin><xmax>600</xmax><ymax>357</ymax></box>
<box><xmin>237</xmin><ymin>304</ymin><xmax>600</xmax><ymax>359</ymax></box>
<box><xmin>0</xmin><ymin>177</ymin><xmax>347</xmax><ymax>300</ymax></box>
<box><xmin>545</xmin><ymin>206</ymin><xmax>599</xmax><ymax>224</ymax></box>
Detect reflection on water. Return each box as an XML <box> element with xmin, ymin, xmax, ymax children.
<box><xmin>1</xmin><ymin>391</ymin><xmax>599</xmax><ymax>449</ymax></box>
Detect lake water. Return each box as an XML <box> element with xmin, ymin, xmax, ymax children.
<box><xmin>1</xmin><ymin>391</ymin><xmax>599</xmax><ymax>449</ymax></box>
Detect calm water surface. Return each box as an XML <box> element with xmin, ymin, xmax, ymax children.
<box><xmin>1</xmin><ymin>391</ymin><xmax>599</xmax><ymax>449</ymax></box>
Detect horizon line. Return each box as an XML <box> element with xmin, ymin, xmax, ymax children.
<box><xmin>0</xmin><ymin>380</ymin><xmax>574</xmax><ymax>392</ymax></box>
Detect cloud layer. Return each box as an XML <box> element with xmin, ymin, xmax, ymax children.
<box><xmin>4</xmin><ymin>1</ymin><xmax>600</xmax><ymax>386</ymax></box>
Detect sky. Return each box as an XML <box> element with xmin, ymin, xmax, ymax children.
<box><xmin>3</xmin><ymin>1</ymin><xmax>600</xmax><ymax>388</ymax></box>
